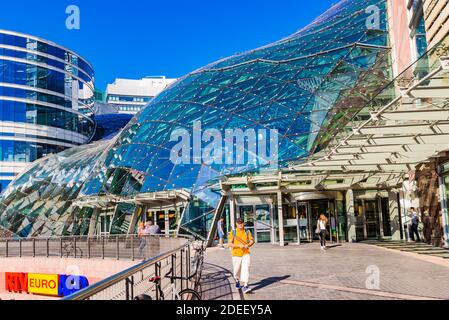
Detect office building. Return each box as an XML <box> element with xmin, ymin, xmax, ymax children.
<box><xmin>0</xmin><ymin>30</ymin><xmax>95</xmax><ymax>191</ymax></box>
<box><xmin>105</xmin><ymin>77</ymin><xmax>176</xmax><ymax>114</ymax></box>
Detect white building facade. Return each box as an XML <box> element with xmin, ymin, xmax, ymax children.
<box><xmin>106</xmin><ymin>77</ymin><xmax>177</xmax><ymax>115</ymax></box>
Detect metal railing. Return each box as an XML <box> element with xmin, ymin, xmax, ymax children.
<box><xmin>0</xmin><ymin>234</ymin><xmax>190</xmax><ymax>261</ymax></box>
<box><xmin>63</xmin><ymin>240</ymin><xmax>203</xmax><ymax>300</ymax></box>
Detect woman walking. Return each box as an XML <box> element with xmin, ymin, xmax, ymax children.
<box><xmin>317</xmin><ymin>214</ymin><xmax>328</xmax><ymax>251</ymax></box>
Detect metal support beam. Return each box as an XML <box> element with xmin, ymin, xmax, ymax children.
<box><xmin>277</xmin><ymin>192</ymin><xmax>285</xmax><ymax>247</ymax></box>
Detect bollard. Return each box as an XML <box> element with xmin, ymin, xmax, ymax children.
<box><xmin>19</xmin><ymin>239</ymin><xmax>22</xmax><ymax>258</ymax></box>
<box><xmin>47</xmin><ymin>239</ymin><xmax>49</xmax><ymax>258</ymax></box>
<box><xmin>130</xmin><ymin>276</ymin><xmax>134</xmax><ymax>299</ymax></box>
<box><xmin>125</xmin><ymin>278</ymin><xmax>131</xmax><ymax>300</ymax></box>
<box><xmin>74</xmin><ymin>238</ymin><xmax>77</xmax><ymax>259</ymax></box>
<box><xmin>155</xmin><ymin>262</ymin><xmax>160</xmax><ymax>300</ymax></box>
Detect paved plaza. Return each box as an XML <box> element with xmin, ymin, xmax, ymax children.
<box><xmin>199</xmin><ymin>243</ymin><xmax>449</xmax><ymax>300</ymax></box>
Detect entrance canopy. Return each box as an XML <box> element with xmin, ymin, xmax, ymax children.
<box><xmin>290</xmin><ymin>47</ymin><xmax>449</xmax><ymax>180</ymax></box>
<box><xmin>73</xmin><ymin>190</ymin><xmax>192</xmax><ymax>209</ymax></box>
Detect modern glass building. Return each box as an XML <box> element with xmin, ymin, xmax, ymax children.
<box><xmin>0</xmin><ymin>0</ymin><xmax>395</xmax><ymax>238</ymax></box>
<box><xmin>0</xmin><ymin>30</ymin><xmax>96</xmax><ymax>191</ymax></box>
<box><xmin>2</xmin><ymin>0</ymin><xmax>448</xmax><ymax>244</ymax></box>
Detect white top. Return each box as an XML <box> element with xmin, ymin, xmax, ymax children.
<box><xmin>318</xmin><ymin>220</ymin><xmax>326</xmax><ymax>230</ymax></box>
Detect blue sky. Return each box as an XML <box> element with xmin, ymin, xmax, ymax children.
<box><xmin>0</xmin><ymin>0</ymin><xmax>337</xmax><ymax>90</ymax></box>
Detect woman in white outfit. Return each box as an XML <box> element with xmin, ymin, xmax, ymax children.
<box><xmin>318</xmin><ymin>214</ymin><xmax>328</xmax><ymax>251</ymax></box>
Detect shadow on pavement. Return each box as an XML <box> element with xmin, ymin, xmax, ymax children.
<box><xmin>325</xmin><ymin>244</ymin><xmax>343</xmax><ymax>250</ymax></box>
<box><xmin>250</xmin><ymin>275</ymin><xmax>291</xmax><ymax>293</ymax></box>
<box><xmin>199</xmin><ymin>263</ymin><xmax>235</xmax><ymax>300</ymax></box>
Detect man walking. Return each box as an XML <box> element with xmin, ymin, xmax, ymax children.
<box><xmin>228</xmin><ymin>218</ymin><xmax>255</xmax><ymax>294</ymax></box>
<box><xmin>410</xmin><ymin>207</ymin><xmax>421</xmax><ymax>242</ymax></box>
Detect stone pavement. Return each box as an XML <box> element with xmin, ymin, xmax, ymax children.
<box><xmin>199</xmin><ymin>243</ymin><xmax>449</xmax><ymax>300</ymax></box>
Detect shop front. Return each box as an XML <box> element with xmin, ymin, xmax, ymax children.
<box><xmin>352</xmin><ymin>190</ymin><xmax>394</xmax><ymax>241</ymax></box>
<box><xmin>223</xmin><ymin>191</ymin><xmax>347</xmax><ymax>246</ymax></box>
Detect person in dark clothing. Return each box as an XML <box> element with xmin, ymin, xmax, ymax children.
<box><xmin>409</xmin><ymin>207</ymin><xmax>421</xmax><ymax>242</ymax></box>
<box><xmin>423</xmin><ymin>211</ymin><xmax>432</xmax><ymax>244</ymax></box>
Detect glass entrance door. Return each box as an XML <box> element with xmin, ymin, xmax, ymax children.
<box><xmin>310</xmin><ymin>200</ymin><xmax>329</xmax><ymax>241</ymax></box>
<box><xmin>365</xmin><ymin>200</ymin><xmax>380</xmax><ymax>238</ymax></box>
<box><xmin>297</xmin><ymin>203</ymin><xmax>310</xmax><ymax>242</ymax></box>
<box><xmin>239</xmin><ymin>205</ymin><xmax>255</xmax><ymax>238</ymax></box>
<box><xmin>238</xmin><ymin>205</ymin><xmax>273</xmax><ymax>244</ymax></box>
<box><xmin>283</xmin><ymin>204</ymin><xmax>299</xmax><ymax>244</ymax></box>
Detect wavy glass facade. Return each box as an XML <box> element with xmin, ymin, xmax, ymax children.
<box><xmin>0</xmin><ymin>30</ymin><xmax>95</xmax><ymax>191</ymax></box>
<box><xmin>0</xmin><ymin>0</ymin><xmax>396</xmax><ymax>238</ymax></box>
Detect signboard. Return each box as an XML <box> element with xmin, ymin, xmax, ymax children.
<box><xmin>5</xmin><ymin>272</ymin><xmax>89</xmax><ymax>297</ymax></box>
<box><xmin>27</xmin><ymin>273</ymin><xmax>59</xmax><ymax>296</ymax></box>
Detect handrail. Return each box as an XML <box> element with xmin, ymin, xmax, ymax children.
<box><xmin>0</xmin><ymin>234</ymin><xmax>194</xmax><ymax>263</ymax></box>
<box><xmin>63</xmin><ymin>239</ymin><xmax>192</xmax><ymax>300</ymax></box>
<box><xmin>0</xmin><ymin>234</ymin><xmax>192</xmax><ymax>242</ymax></box>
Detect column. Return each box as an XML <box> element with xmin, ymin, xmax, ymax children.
<box><xmin>438</xmin><ymin>175</ymin><xmax>449</xmax><ymax>248</ymax></box>
<box><xmin>388</xmin><ymin>190</ymin><xmax>401</xmax><ymax>240</ymax></box>
<box><xmin>173</xmin><ymin>201</ymin><xmax>178</xmax><ymax>236</ymax></box>
<box><xmin>277</xmin><ymin>191</ymin><xmax>285</xmax><ymax>247</ymax></box>
<box><xmin>378</xmin><ymin>197</ymin><xmax>384</xmax><ymax>238</ymax></box>
<box><xmin>128</xmin><ymin>205</ymin><xmax>142</xmax><ymax>235</ymax></box>
<box><xmin>346</xmin><ymin>189</ymin><xmax>356</xmax><ymax>242</ymax></box>
<box><xmin>230</xmin><ymin>196</ymin><xmax>236</xmax><ymax>230</ymax></box>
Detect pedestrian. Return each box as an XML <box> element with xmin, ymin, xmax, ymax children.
<box><xmin>217</xmin><ymin>217</ymin><xmax>226</xmax><ymax>249</ymax></box>
<box><xmin>138</xmin><ymin>221</ymin><xmax>147</xmax><ymax>259</ymax></box>
<box><xmin>317</xmin><ymin>214</ymin><xmax>328</xmax><ymax>251</ymax></box>
<box><xmin>437</xmin><ymin>210</ymin><xmax>445</xmax><ymax>248</ymax></box>
<box><xmin>146</xmin><ymin>220</ymin><xmax>161</xmax><ymax>235</ymax></box>
<box><xmin>410</xmin><ymin>207</ymin><xmax>421</xmax><ymax>242</ymax></box>
<box><xmin>299</xmin><ymin>215</ymin><xmax>308</xmax><ymax>239</ymax></box>
<box><xmin>228</xmin><ymin>218</ymin><xmax>254</xmax><ymax>294</ymax></box>
<box><xmin>423</xmin><ymin>211</ymin><xmax>432</xmax><ymax>244</ymax></box>
<box><xmin>145</xmin><ymin>220</ymin><xmax>161</xmax><ymax>256</ymax></box>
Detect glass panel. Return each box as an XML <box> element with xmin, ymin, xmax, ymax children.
<box><xmin>336</xmin><ymin>200</ymin><xmax>347</xmax><ymax>242</ymax></box>
<box><xmin>310</xmin><ymin>200</ymin><xmax>329</xmax><ymax>240</ymax></box>
<box><xmin>381</xmin><ymin>198</ymin><xmax>392</xmax><ymax>237</ymax></box>
<box><xmin>156</xmin><ymin>211</ymin><xmax>166</xmax><ymax>232</ymax></box>
<box><xmin>283</xmin><ymin>205</ymin><xmax>298</xmax><ymax>243</ymax></box>
<box><xmin>365</xmin><ymin>200</ymin><xmax>379</xmax><ymax>238</ymax></box>
<box><xmin>255</xmin><ymin>205</ymin><xmax>271</xmax><ymax>243</ymax></box>
<box><xmin>298</xmin><ymin>203</ymin><xmax>309</xmax><ymax>241</ymax></box>
<box><xmin>168</xmin><ymin>210</ymin><xmax>178</xmax><ymax>231</ymax></box>
<box><xmin>355</xmin><ymin>199</ymin><xmax>365</xmax><ymax>241</ymax></box>
<box><xmin>239</xmin><ymin>206</ymin><xmax>255</xmax><ymax>229</ymax></box>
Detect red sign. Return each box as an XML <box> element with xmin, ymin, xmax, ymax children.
<box><xmin>5</xmin><ymin>273</ymin><xmax>28</xmax><ymax>293</ymax></box>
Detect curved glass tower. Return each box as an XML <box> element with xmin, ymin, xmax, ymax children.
<box><xmin>0</xmin><ymin>0</ymin><xmax>395</xmax><ymax>238</ymax></box>
<box><xmin>0</xmin><ymin>30</ymin><xmax>95</xmax><ymax>191</ymax></box>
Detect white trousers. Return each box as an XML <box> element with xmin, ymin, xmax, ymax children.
<box><xmin>232</xmin><ymin>254</ymin><xmax>251</xmax><ymax>286</ymax></box>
